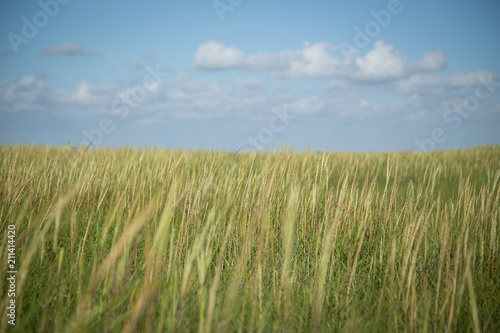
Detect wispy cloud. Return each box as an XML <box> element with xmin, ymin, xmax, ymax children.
<box><xmin>126</xmin><ymin>54</ymin><xmax>156</xmax><ymax>70</ymax></box>
<box><xmin>126</xmin><ymin>60</ymin><xmax>145</xmax><ymax>70</ymax></box>
<box><xmin>394</xmin><ymin>71</ymin><xmax>495</xmax><ymax>94</ymax></box>
<box><xmin>42</xmin><ymin>43</ymin><xmax>99</xmax><ymax>56</ymax></box>
<box><xmin>2</xmin><ymin>70</ymin><xmax>498</xmax><ymax>124</ymax></box>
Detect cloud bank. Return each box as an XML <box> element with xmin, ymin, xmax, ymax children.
<box><xmin>1</xmin><ymin>40</ymin><xmax>498</xmax><ymax>126</ymax></box>
<box><xmin>194</xmin><ymin>40</ymin><xmax>446</xmax><ymax>81</ymax></box>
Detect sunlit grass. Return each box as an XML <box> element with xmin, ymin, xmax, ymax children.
<box><xmin>1</xmin><ymin>144</ymin><xmax>499</xmax><ymax>332</ymax></box>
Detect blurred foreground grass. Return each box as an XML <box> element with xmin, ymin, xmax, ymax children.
<box><xmin>0</xmin><ymin>145</ymin><xmax>499</xmax><ymax>332</ymax></box>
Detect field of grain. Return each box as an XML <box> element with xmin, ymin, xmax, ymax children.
<box><xmin>1</xmin><ymin>145</ymin><xmax>499</xmax><ymax>332</ymax></box>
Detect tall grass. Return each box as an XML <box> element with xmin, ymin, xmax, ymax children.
<box><xmin>0</xmin><ymin>144</ymin><xmax>499</xmax><ymax>332</ymax></box>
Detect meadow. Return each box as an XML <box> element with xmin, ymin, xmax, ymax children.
<box><xmin>0</xmin><ymin>145</ymin><xmax>499</xmax><ymax>332</ymax></box>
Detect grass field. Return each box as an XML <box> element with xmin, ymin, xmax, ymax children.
<box><xmin>1</xmin><ymin>145</ymin><xmax>499</xmax><ymax>332</ymax></box>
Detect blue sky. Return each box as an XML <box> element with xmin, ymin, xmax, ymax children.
<box><xmin>1</xmin><ymin>0</ymin><xmax>499</xmax><ymax>151</ymax></box>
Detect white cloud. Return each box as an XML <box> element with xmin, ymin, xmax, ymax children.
<box><xmin>194</xmin><ymin>41</ymin><xmax>246</xmax><ymax>69</ymax></box>
<box><xmin>0</xmin><ymin>76</ymin><xmax>51</xmax><ymax>112</ymax></box>
<box><xmin>56</xmin><ymin>81</ymin><xmax>115</xmax><ymax>106</ymax></box>
<box><xmin>410</xmin><ymin>51</ymin><xmax>447</xmax><ymax>72</ymax></box>
<box><xmin>349</xmin><ymin>41</ymin><xmax>407</xmax><ymax>81</ymax></box>
<box><xmin>1</xmin><ymin>68</ymin><xmax>498</xmax><ymax>123</ymax></box>
<box><xmin>394</xmin><ymin>70</ymin><xmax>492</xmax><ymax>94</ymax></box>
<box><xmin>287</xmin><ymin>96</ymin><xmax>325</xmax><ymax>114</ymax></box>
<box><xmin>193</xmin><ymin>40</ymin><xmax>447</xmax><ymax>82</ymax></box>
<box><xmin>233</xmin><ymin>78</ymin><xmax>263</xmax><ymax>89</ymax></box>
<box><xmin>0</xmin><ymin>76</ymin><xmax>116</xmax><ymax>115</ymax></box>
<box><xmin>326</xmin><ymin>79</ymin><xmax>351</xmax><ymax>90</ymax></box>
